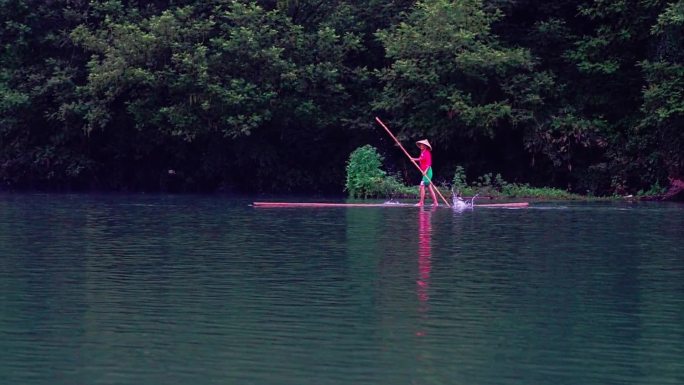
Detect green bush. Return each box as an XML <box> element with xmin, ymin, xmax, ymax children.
<box><xmin>451</xmin><ymin>166</ymin><xmax>469</xmax><ymax>194</ymax></box>
<box><xmin>345</xmin><ymin>145</ymin><xmax>388</xmax><ymax>198</ymax></box>
<box><xmin>450</xmin><ymin>166</ymin><xmax>477</xmax><ymax>197</ymax></box>
<box><xmin>636</xmin><ymin>181</ymin><xmax>667</xmax><ymax>197</ymax></box>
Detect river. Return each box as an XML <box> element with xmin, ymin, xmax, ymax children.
<box><xmin>1</xmin><ymin>194</ymin><xmax>682</xmax><ymax>385</ymax></box>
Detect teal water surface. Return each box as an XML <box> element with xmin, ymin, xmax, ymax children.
<box><xmin>1</xmin><ymin>194</ymin><xmax>683</xmax><ymax>385</ymax></box>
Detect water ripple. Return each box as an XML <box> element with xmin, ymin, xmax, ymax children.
<box><xmin>1</xmin><ymin>195</ymin><xmax>682</xmax><ymax>385</ymax></box>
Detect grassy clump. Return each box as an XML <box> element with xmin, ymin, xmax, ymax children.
<box><xmin>453</xmin><ymin>168</ymin><xmax>584</xmax><ymax>199</ymax></box>
<box><xmin>636</xmin><ymin>181</ymin><xmax>668</xmax><ymax>197</ymax></box>
<box><xmin>501</xmin><ymin>184</ymin><xmax>581</xmax><ymax>199</ymax></box>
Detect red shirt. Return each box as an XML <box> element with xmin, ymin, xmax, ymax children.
<box><xmin>418</xmin><ymin>149</ymin><xmax>432</xmax><ymax>171</ymax></box>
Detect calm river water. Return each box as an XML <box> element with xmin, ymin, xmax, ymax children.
<box><xmin>1</xmin><ymin>194</ymin><xmax>682</xmax><ymax>385</ymax></box>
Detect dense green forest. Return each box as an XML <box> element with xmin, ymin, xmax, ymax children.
<box><xmin>1</xmin><ymin>0</ymin><xmax>683</xmax><ymax>194</ymax></box>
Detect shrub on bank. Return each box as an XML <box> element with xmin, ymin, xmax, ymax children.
<box><xmin>345</xmin><ymin>145</ymin><xmax>413</xmax><ymax>198</ymax></box>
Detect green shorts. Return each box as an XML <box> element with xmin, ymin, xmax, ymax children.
<box><xmin>421</xmin><ymin>167</ymin><xmax>433</xmax><ymax>186</ymax></box>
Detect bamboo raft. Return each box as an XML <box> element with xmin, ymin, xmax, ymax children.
<box><xmin>252</xmin><ymin>201</ymin><xmax>529</xmax><ymax>208</ymax></box>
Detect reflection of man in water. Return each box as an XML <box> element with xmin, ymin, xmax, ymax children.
<box><xmin>417</xmin><ymin>208</ymin><xmax>433</xmax><ymax>307</ymax></box>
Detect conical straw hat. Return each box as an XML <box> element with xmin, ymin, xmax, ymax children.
<box><xmin>415</xmin><ymin>139</ymin><xmax>432</xmax><ymax>151</ymax></box>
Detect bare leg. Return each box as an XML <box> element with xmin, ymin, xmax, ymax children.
<box><xmin>416</xmin><ymin>184</ymin><xmax>426</xmax><ymax>206</ymax></box>
<box><xmin>429</xmin><ymin>185</ymin><xmax>438</xmax><ymax>207</ymax></box>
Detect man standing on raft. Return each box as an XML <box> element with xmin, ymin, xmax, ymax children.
<box><xmin>412</xmin><ymin>139</ymin><xmax>439</xmax><ymax>207</ymax></box>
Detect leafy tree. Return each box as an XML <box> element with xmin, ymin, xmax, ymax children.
<box><xmin>1</xmin><ymin>0</ymin><xmax>682</xmax><ymax>195</ymax></box>
<box><xmin>70</xmin><ymin>0</ymin><xmax>368</xmax><ymax>191</ymax></box>
<box><xmin>373</xmin><ymin>0</ymin><xmax>538</xmax><ymax>186</ymax></box>
<box><xmin>0</xmin><ymin>0</ymin><xmax>92</xmax><ymax>189</ymax></box>
<box><xmin>375</xmin><ymin>0</ymin><xmax>532</xmax><ymax>136</ymax></box>
<box><xmin>638</xmin><ymin>1</ymin><xmax>684</xmax><ymax>183</ymax></box>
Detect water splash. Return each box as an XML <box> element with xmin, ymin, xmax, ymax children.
<box><xmin>451</xmin><ymin>189</ymin><xmax>479</xmax><ymax>211</ymax></box>
<box><xmin>383</xmin><ymin>199</ymin><xmax>403</xmax><ymax>205</ymax></box>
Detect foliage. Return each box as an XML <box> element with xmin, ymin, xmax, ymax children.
<box><xmin>637</xmin><ymin>1</ymin><xmax>684</xmax><ymax>182</ymax></box>
<box><xmin>500</xmin><ymin>184</ymin><xmax>582</xmax><ymax>200</ymax></box>
<box><xmin>374</xmin><ymin>0</ymin><xmax>533</xmax><ymax>144</ymax></box>
<box><xmin>450</xmin><ymin>165</ymin><xmax>581</xmax><ymax>199</ymax></box>
<box><xmin>345</xmin><ymin>144</ymin><xmax>394</xmax><ymax>198</ymax></box>
<box><xmin>376</xmin><ymin>174</ymin><xmax>416</xmax><ymax>199</ymax></box>
<box><xmin>0</xmin><ymin>0</ymin><xmax>93</xmax><ymax>189</ymax></box>
<box><xmin>451</xmin><ymin>165</ymin><xmax>470</xmax><ymax>195</ymax></box>
<box><xmin>636</xmin><ymin>181</ymin><xmax>668</xmax><ymax>197</ymax></box>
<box><xmin>0</xmin><ymin>0</ymin><xmax>683</xmax><ymax>195</ymax></box>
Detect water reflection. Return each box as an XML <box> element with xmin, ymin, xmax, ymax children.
<box><xmin>417</xmin><ymin>207</ymin><xmax>433</xmax><ymax>307</ymax></box>
<box><xmin>416</xmin><ymin>207</ymin><xmax>434</xmax><ymax>340</ymax></box>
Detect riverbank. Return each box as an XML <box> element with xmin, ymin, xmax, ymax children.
<box><xmin>360</xmin><ymin>178</ymin><xmax>684</xmax><ymax>203</ymax></box>
<box><xmin>365</xmin><ymin>181</ymin><xmax>607</xmax><ymax>202</ymax></box>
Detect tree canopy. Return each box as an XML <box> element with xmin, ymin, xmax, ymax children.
<box><xmin>1</xmin><ymin>0</ymin><xmax>682</xmax><ymax>194</ymax></box>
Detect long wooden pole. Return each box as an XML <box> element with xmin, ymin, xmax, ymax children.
<box><xmin>375</xmin><ymin>117</ymin><xmax>451</xmax><ymax>207</ymax></box>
